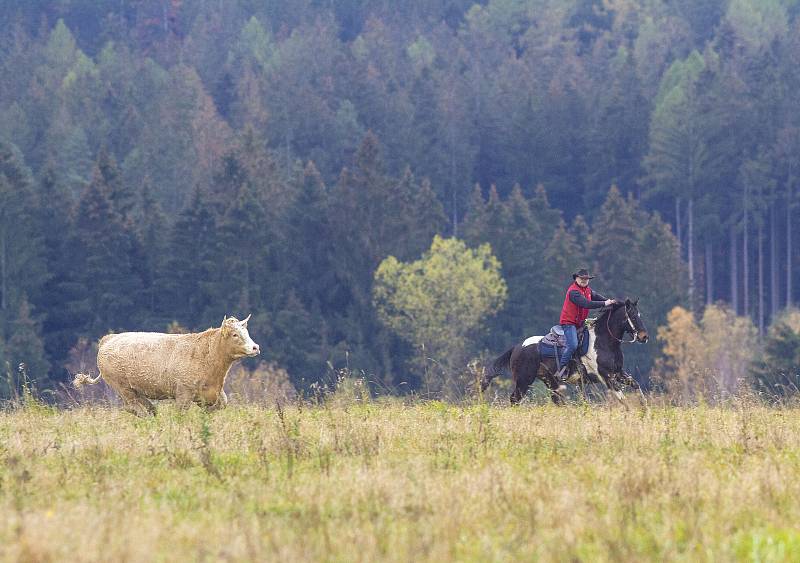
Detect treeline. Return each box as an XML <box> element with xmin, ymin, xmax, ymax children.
<box><xmin>0</xmin><ymin>131</ymin><xmax>682</xmax><ymax>394</ymax></box>
<box><xmin>0</xmin><ymin>0</ymin><xmax>799</xmax><ymax>394</ymax></box>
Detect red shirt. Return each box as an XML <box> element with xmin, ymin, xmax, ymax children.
<box><xmin>559</xmin><ymin>281</ymin><xmax>593</xmax><ymax>326</ymax></box>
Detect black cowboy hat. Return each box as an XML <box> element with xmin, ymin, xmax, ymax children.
<box><xmin>572</xmin><ymin>268</ymin><xmax>595</xmax><ymax>280</ymax></box>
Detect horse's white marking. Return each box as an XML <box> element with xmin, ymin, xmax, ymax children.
<box><xmin>522</xmin><ymin>335</ymin><xmax>542</xmax><ymax>347</ymax></box>
<box><xmin>522</xmin><ymin>327</ymin><xmax>600</xmax><ymax>379</ymax></box>
<box><xmin>580</xmin><ymin>327</ymin><xmax>599</xmax><ymax>377</ymax></box>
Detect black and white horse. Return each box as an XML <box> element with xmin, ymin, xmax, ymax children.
<box><xmin>480</xmin><ymin>299</ymin><xmax>649</xmax><ymax>405</ymax></box>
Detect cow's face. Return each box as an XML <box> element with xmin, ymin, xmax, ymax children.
<box><xmin>221</xmin><ymin>314</ymin><xmax>260</xmax><ymax>359</ymax></box>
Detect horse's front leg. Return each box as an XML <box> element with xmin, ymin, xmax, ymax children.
<box><xmin>598</xmin><ymin>365</ymin><xmax>628</xmax><ymax>408</ymax></box>
<box><xmin>616</xmin><ymin>370</ymin><xmax>648</xmax><ymax>406</ymax></box>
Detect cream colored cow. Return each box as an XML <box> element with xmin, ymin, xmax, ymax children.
<box><xmin>73</xmin><ymin>315</ymin><xmax>260</xmax><ymax>416</ymax></box>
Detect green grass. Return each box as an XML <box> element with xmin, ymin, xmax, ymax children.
<box><xmin>1</xmin><ymin>400</ymin><xmax>800</xmax><ymax>561</ymax></box>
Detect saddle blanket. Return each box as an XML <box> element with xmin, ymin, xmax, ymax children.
<box><xmin>537</xmin><ymin>342</ymin><xmax>562</xmax><ymax>359</ymax></box>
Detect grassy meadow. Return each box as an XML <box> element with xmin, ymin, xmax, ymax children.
<box><xmin>2</xmin><ymin>397</ymin><xmax>800</xmax><ymax>562</ymax></box>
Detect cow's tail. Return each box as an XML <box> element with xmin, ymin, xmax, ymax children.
<box><xmin>73</xmin><ymin>372</ymin><xmax>102</xmax><ymax>389</ymax></box>
<box><xmin>480</xmin><ymin>346</ymin><xmax>514</xmax><ymax>392</ymax></box>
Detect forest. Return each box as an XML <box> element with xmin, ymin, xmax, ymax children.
<box><xmin>0</xmin><ymin>0</ymin><xmax>799</xmax><ymax>398</ymax></box>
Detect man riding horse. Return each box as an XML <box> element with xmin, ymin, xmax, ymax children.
<box><xmin>557</xmin><ymin>268</ymin><xmax>617</xmax><ymax>382</ymax></box>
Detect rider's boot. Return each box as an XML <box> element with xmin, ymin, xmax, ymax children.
<box><xmin>556</xmin><ymin>362</ymin><xmax>570</xmax><ymax>383</ymax></box>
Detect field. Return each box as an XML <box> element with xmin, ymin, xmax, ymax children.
<box><xmin>2</xmin><ymin>398</ymin><xmax>800</xmax><ymax>562</ymax></box>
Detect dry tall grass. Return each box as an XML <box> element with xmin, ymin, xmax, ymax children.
<box><xmin>1</xmin><ymin>399</ymin><xmax>799</xmax><ymax>561</ymax></box>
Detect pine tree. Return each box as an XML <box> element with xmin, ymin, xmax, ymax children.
<box><xmin>461</xmin><ymin>184</ymin><xmax>488</xmax><ymax>245</ymax></box>
<box><xmin>212</xmin><ymin>176</ymin><xmax>269</xmax><ymax>319</ymax></box>
<box><xmin>34</xmin><ymin>164</ymin><xmax>88</xmax><ymax>373</ymax></box>
<box><xmin>285</xmin><ymin>161</ymin><xmax>338</xmax><ymax>312</ymax></box>
<box><xmin>97</xmin><ymin>146</ymin><xmax>135</xmax><ymax>222</ymax></box>
<box><xmin>0</xmin><ymin>142</ymin><xmax>47</xmax><ymax>326</ymax></box>
<box><xmin>265</xmin><ymin>291</ymin><xmax>329</xmax><ymax>385</ymax></box>
<box><xmin>490</xmin><ymin>185</ymin><xmax>543</xmax><ymax>340</ymax></box>
<box><xmin>135</xmin><ymin>177</ymin><xmax>170</xmax><ymax>327</ymax></box>
<box><xmin>6</xmin><ymin>297</ymin><xmax>49</xmax><ymax>391</ymax></box>
<box><xmin>391</xmin><ymin>168</ymin><xmax>446</xmax><ymax>260</ymax></box>
<box><xmin>542</xmin><ymin>220</ymin><xmax>583</xmax><ymax>323</ymax></box>
<box><xmin>166</xmin><ymin>185</ymin><xmax>218</xmax><ymax>326</ymax></box>
<box><xmin>74</xmin><ymin>164</ymin><xmax>141</xmax><ymax>333</ymax></box>
<box><xmin>589</xmin><ymin>186</ymin><xmax>641</xmax><ymax>295</ymax></box>
<box><xmin>330</xmin><ymin>132</ymin><xmax>394</xmax><ymax>310</ymax></box>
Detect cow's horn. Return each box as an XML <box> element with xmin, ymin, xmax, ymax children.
<box><xmin>241</xmin><ymin>314</ymin><xmax>251</xmax><ymax>325</ymax></box>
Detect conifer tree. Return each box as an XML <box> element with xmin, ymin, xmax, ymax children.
<box><xmin>590</xmin><ymin>186</ymin><xmax>641</xmax><ymax>294</ymax></box>
<box><xmin>6</xmin><ymin>297</ymin><xmax>50</xmax><ymax>390</ymax></box>
<box><xmin>286</xmin><ymin>161</ymin><xmax>338</xmax><ymax>312</ymax></box>
<box><xmin>166</xmin><ymin>186</ymin><xmax>218</xmax><ymax>326</ymax></box>
<box><xmin>461</xmin><ymin>184</ymin><xmax>489</xmax><ymax>245</ymax></box>
<box><xmin>212</xmin><ymin>177</ymin><xmax>269</xmax><ymax>319</ymax></box>
<box><xmin>542</xmin><ymin>220</ymin><xmax>583</xmax><ymax>322</ymax></box>
<box><xmin>135</xmin><ymin>177</ymin><xmax>170</xmax><ymax>327</ymax></box>
<box><xmin>97</xmin><ymin>146</ymin><xmax>135</xmax><ymax>222</ymax></box>
<box><xmin>74</xmin><ymin>164</ymin><xmax>141</xmax><ymax>333</ymax></box>
<box><xmin>34</xmin><ymin>165</ymin><xmax>89</xmax><ymax>371</ymax></box>
<box><xmin>330</xmin><ymin>132</ymin><xmax>395</xmax><ymax>310</ymax></box>
<box><xmin>265</xmin><ymin>291</ymin><xmax>329</xmax><ymax>384</ymax></box>
<box><xmin>0</xmin><ymin>142</ymin><xmax>47</xmax><ymax>325</ymax></box>
<box><xmin>489</xmin><ymin>184</ymin><xmax>543</xmax><ymax>340</ymax></box>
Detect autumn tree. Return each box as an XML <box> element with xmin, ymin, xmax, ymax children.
<box><xmin>654</xmin><ymin>305</ymin><xmax>757</xmax><ymax>402</ymax></box>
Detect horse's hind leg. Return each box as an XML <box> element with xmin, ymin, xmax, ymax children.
<box><xmin>510</xmin><ymin>353</ymin><xmax>537</xmax><ymax>405</ymax></box>
<box><xmin>510</xmin><ymin>381</ymin><xmax>529</xmax><ymax>405</ymax></box>
<box><xmin>542</xmin><ymin>366</ymin><xmax>567</xmax><ymax>406</ymax></box>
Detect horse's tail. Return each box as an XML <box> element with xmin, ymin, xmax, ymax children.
<box><xmin>480</xmin><ymin>346</ymin><xmax>515</xmax><ymax>391</ymax></box>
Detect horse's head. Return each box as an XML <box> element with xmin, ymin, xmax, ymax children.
<box><xmin>622</xmin><ymin>298</ymin><xmax>648</xmax><ymax>343</ymax></box>
<box><xmin>602</xmin><ymin>298</ymin><xmax>648</xmax><ymax>343</ymax></box>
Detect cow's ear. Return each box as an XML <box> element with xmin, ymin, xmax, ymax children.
<box><xmin>625</xmin><ymin>298</ymin><xmax>631</xmax><ymax>306</ymax></box>
<box><xmin>633</xmin><ymin>298</ymin><xmax>639</xmax><ymax>305</ymax></box>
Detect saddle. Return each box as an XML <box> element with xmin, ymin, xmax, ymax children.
<box><xmin>538</xmin><ymin>325</ymin><xmax>588</xmax><ymax>362</ymax></box>
<box><xmin>540</xmin><ymin>325</ymin><xmax>567</xmax><ymax>348</ymax></box>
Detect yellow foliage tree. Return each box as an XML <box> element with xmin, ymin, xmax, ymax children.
<box><xmin>654</xmin><ymin>305</ymin><xmax>757</xmax><ymax>401</ymax></box>
<box><xmin>373</xmin><ymin>235</ymin><xmax>507</xmax><ymax>392</ymax></box>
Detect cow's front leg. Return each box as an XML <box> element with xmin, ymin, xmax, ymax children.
<box><xmin>175</xmin><ymin>384</ymin><xmax>194</xmax><ymax>410</ymax></box>
<box><xmin>207</xmin><ymin>389</ymin><xmax>228</xmax><ymax>411</ymax></box>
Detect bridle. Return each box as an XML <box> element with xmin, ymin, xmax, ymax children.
<box><xmin>606</xmin><ymin>304</ymin><xmax>638</xmax><ymax>343</ymax></box>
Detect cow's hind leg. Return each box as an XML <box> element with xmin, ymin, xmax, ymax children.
<box><xmin>132</xmin><ymin>390</ymin><xmax>156</xmax><ymax>416</ymax></box>
<box><xmin>114</xmin><ymin>386</ymin><xmax>155</xmax><ymax>417</ymax></box>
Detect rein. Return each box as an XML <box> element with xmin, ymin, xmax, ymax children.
<box><xmin>605</xmin><ymin>305</ymin><xmax>637</xmax><ymax>344</ymax></box>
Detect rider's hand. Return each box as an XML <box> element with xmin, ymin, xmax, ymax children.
<box><xmin>604</xmin><ymin>299</ymin><xmax>615</xmax><ymax>306</ymax></box>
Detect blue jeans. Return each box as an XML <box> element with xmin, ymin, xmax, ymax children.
<box><xmin>559</xmin><ymin>324</ymin><xmax>589</xmax><ymax>369</ymax></box>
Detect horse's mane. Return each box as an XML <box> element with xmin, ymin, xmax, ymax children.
<box><xmin>594</xmin><ymin>301</ymin><xmax>627</xmax><ymax>325</ymax></box>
